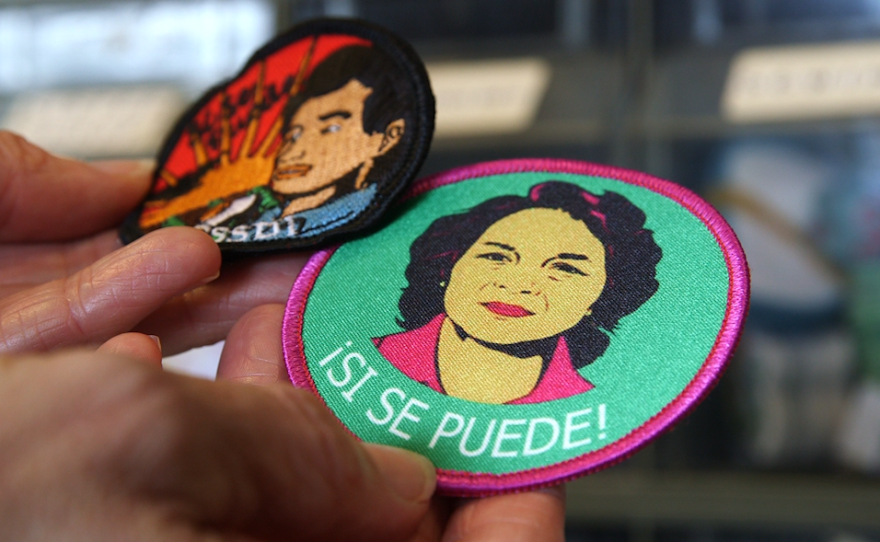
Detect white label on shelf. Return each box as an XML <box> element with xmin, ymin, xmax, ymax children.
<box><xmin>1</xmin><ymin>86</ymin><xmax>186</xmax><ymax>158</ymax></box>
<box><xmin>426</xmin><ymin>57</ymin><xmax>551</xmax><ymax>138</ymax></box>
<box><xmin>723</xmin><ymin>40</ymin><xmax>880</xmax><ymax>123</ymax></box>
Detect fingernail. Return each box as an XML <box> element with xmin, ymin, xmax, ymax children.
<box><xmin>200</xmin><ymin>271</ymin><xmax>221</xmax><ymax>285</ymax></box>
<box><xmin>365</xmin><ymin>444</ymin><xmax>436</xmax><ymax>503</ymax></box>
<box><xmin>149</xmin><ymin>335</ymin><xmax>162</xmax><ymax>353</ymax></box>
<box><xmin>90</xmin><ymin>159</ymin><xmax>155</xmax><ymax>178</ymax></box>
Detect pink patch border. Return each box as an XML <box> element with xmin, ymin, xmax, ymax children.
<box><xmin>283</xmin><ymin>158</ymin><xmax>750</xmax><ymax>497</ymax></box>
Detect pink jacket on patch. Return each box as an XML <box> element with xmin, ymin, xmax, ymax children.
<box><xmin>373</xmin><ymin>314</ymin><xmax>594</xmax><ymax>404</ymax></box>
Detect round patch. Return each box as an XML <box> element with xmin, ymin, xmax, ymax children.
<box><xmin>283</xmin><ymin>159</ymin><xmax>749</xmax><ymax>496</ymax></box>
<box><xmin>120</xmin><ymin>18</ymin><xmax>434</xmax><ymax>252</ymax></box>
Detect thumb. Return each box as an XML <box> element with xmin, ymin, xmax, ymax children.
<box><xmin>210</xmin><ymin>305</ymin><xmax>437</xmax><ymax>540</ymax></box>
<box><xmin>137</xmin><ymin>379</ymin><xmax>436</xmax><ymax>542</ymax></box>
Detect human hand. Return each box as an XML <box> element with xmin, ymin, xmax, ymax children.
<box><xmin>218</xmin><ymin>304</ymin><xmax>567</xmax><ymax>542</ymax></box>
<box><xmin>0</xmin><ymin>328</ymin><xmax>435</xmax><ymax>541</ymax></box>
<box><xmin>0</xmin><ymin>130</ymin><xmax>435</xmax><ymax>540</ymax></box>
<box><xmin>0</xmin><ymin>129</ymin><xmax>565</xmax><ymax>540</ymax></box>
<box><xmin>0</xmin><ymin>131</ymin><xmax>309</xmax><ymax>355</ymax></box>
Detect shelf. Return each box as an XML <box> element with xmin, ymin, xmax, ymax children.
<box><xmin>643</xmin><ymin>47</ymin><xmax>880</xmax><ymax>141</ymax></box>
<box><xmin>422</xmin><ymin>46</ymin><xmax>880</xmax><ymax>149</ymax></box>
<box><xmin>566</xmin><ymin>469</ymin><xmax>880</xmax><ymax>531</ymax></box>
<box><xmin>430</xmin><ymin>119</ymin><xmax>608</xmax><ymax>152</ymax></box>
<box><xmin>424</xmin><ymin>50</ymin><xmax>622</xmax><ymax>151</ymax></box>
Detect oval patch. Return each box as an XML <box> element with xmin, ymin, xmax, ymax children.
<box><xmin>283</xmin><ymin>159</ymin><xmax>749</xmax><ymax>496</ymax></box>
<box><xmin>121</xmin><ymin>18</ymin><xmax>434</xmax><ymax>252</ymax></box>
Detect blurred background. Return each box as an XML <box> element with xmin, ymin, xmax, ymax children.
<box><xmin>3</xmin><ymin>0</ymin><xmax>880</xmax><ymax>539</ymax></box>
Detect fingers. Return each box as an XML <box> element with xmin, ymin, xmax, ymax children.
<box><xmin>0</xmin><ymin>131</ymin><xmax>153</xmax><ymax>242</ymax></box>
<box><xmin>216</xmin><ymin>303</ymin><xmax>288</xmax><ymax>385</ymax></box>
<box><xmin>406</xmin><ymin>495</ymin><xmax>453</xmax><ymax>542</ymax></box>
<box><xmin>363</xmin><ymin>444</ymin><xmax>441</xmax><ymax>511</ymax></box>
<box><xmin>215</xmin><ymin>306</ymin><xmax>439</xmax><ymax>540</ymax></box>
<box><xmin>98</xmin><ymin>333</ymin><xmax>163</xmax><ymax>367</ymax></box>
<box><xmin>215</xmin><ymin>304</ymin><xmax>564</xmax><ymax>542</ymax></box>
<box><xmin>440</xmin><ymin>486</ymin><xmax>566</xmax><ymax>542</ymax></box>
<box><xmin>0</xmin><ymin>227</ymin><xmax>221</xmax><ymax>354</ymax></box>
<box><xmin>0</xmin><ymin>349</ymin><xmax>435</xmax><ymax>542</ymax></box>
<box><xmin>137</xmin><ymin>252</ymin><xmax>310</xmax><ymax>355</ymax></box>
<box><xmin>0</xmin><ymin>230</ymin><xmax>121</xmax><ymax>299</ymax></box>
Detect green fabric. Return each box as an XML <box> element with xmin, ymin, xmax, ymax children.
<box><xmin>301</xmin><ymin>172</ymin><xmax>730</xmax><ymax>474</ymax></box>
<box><xmin>851</xmin><ymin>262</ymin><xmax>880</xmax><ymax>382</ymax></box>
<box><xmin>252</xmin><ymin>185</ymin><xmax>280</xmax><ymax>214</ymax></box>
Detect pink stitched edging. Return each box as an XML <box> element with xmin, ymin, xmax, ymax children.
<box><xmin>283</xmin><ymin>158</ymin><xmax>750</xmax><ymax>497</ymax></box>
<box><xmin>284</xmin><ymin>248</ymin><xmax>336</xmax><ymax>392</ymax></box>
<box><xmin>284</xmin><ymin>247</ymin><xmax>385</xmax><ymax>451</ymax></box>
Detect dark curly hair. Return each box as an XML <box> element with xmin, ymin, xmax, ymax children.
<box><xmin>397</xmin><ymin>181</ymin><xmax>662</xmax><ymax>370</ymax></box>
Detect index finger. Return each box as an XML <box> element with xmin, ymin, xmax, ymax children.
<box><xmin>0</xmin><ymin>131</ymin><xmax>152</xmax><ymax>242</ymax></box>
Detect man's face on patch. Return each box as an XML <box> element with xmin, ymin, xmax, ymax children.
<box><xmin>271</xmin><ymin>79</ymin><xmax>397</xmax><ymax>195</ymax></box>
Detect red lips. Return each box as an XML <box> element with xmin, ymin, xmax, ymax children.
<box><xmin>481</xmin><ymin>302</ymin><xmax>534</xmax><ymax>317</ymax></box>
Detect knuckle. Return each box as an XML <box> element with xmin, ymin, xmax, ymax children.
<box><xmin>0</xmin><ymin>284</ymin><xmax>72</xmax><ymax>353</ymax></box>
<box><xmin>61</xmin><ymin>277</ymin><xmax>91</xmax><ymax>343</ymax></box>
<box><xmin>270</xmin><ymin>386</ymin><xmax>371</xmax><ymax>491</ymax></box>
<box><xmin>61</xmin><ymin>267</ymin><xmax>110</xmax><ymax>344</ymax></box>
<box><xmin>0</xmin><ymin>131</ymin><xmax>52</xmax><ymax>232</ymax></box>
<box><xmin>0</xmin><ymin>131</ymin><xmax>50</xmax><ymax>172</ymax></box>
<box><xmin>114</xmin><ymin>368</ymin><xmax>196</xmax><ymax>467</ymax></box>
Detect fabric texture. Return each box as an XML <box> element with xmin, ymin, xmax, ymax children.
<box><xmin>283</xmin><ymin>158</ymin><xmax>750</xmax><ymax>496</ymax></box>
<box><xmin>120</xmin><ymin>18</ymin><xmax>435</xmax><ymax>254</ymax></box>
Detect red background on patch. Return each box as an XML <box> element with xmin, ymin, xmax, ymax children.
<box><xmin>158</xmin><ymin>34</ymin><xmax>371</xmax><ymax>191</ymax></box>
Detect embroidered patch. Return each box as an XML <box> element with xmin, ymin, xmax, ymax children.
<box><xmin>120</xmin><ymin>18</ymin><xmax>434</xmax><ymax>252</ymax></box>
<box><xmin>283</xmin><ymin>159</ymin><xmax>749</xmax><ymax>496</ymax></box>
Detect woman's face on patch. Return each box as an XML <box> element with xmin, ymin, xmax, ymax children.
<box><xmin>444</xmin><ymin>208</ymin><xmax>607</xmax><ymax>345</ymax></box>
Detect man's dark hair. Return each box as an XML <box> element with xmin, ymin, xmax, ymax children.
<box><xmin>279</xmin><ymin>45</ymin><xmax>412</xmax><ymax>192</ymax></box>
<box><xmin>397</xmin><ymin>181</ymin><xmax>663</xmax><ymax>370</ymax></box>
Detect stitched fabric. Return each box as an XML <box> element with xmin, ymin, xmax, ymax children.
<box><xmin>121</xmin><ymin>18</ymin><xmax>434</xmax><ymax>253</ymax></box>
<box><xmin>284</xmin><ymin>160</ymin><xmax>750</xmax><ymax>496</ymax></box>
<box><xmin>374</xmin><ymin>314</ymin><xmax>594</xmax><ymax>403</ymax></box>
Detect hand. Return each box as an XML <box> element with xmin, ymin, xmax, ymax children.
<box><xmin>218</xmin><ymin>304</ymin><xmax>567</xmax><ymax>542</ymax></box>
<box><xmin>0</xmin><ymin>130</ymin><xmax>565</xmax><ymax>540</ymax></box>
<box><xmin>0</xmin><ymin>131</ymin><xmax>434</xmax><ymax>541</ymax></box>
<box><xmin>0</xmin><ymin>333</ymin><xmax>435</xmax><ymax>541</ymax></box>
<box><xmin>0</xmin><ymin>131</ymin><xmax>308</xmax><ymax>355</ymax></box>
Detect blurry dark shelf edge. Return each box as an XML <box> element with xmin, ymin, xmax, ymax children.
<box><xmin>430</xmin><ymin>120</ymin><xmax>608</xmax><ymax>152</ymax></box>
<box><xmin>8</xmin><ymin>42</ymin><xmax>880</xmax><ymax>158</ymax></box>
<box><xmin>566</xmin><ymin>468</ymin><xmax>880</xmax><ymax>531</ymax></box>
<box><xmin>637</xmin><ymin>117</ymin><xmax>880</xmax><ymax>141</ymax></box>
<box><xmin>428</xmin><ymin>45</ymin><xmax>880</xmax><ymax>148</ymax></box>
<box><xmin>429</xmin><ymin>116</ymin><xmax>880</xmax><ymax>152</ymax></box>
<box><xmin>643</xmin><ymin>46</ymin><xmax>880</xmax><ymax>141</ymax></box>
<box><xmin>422</xmin><ymin>48</ymin><xmax>624</xmax><ymax>148</ymax></box>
